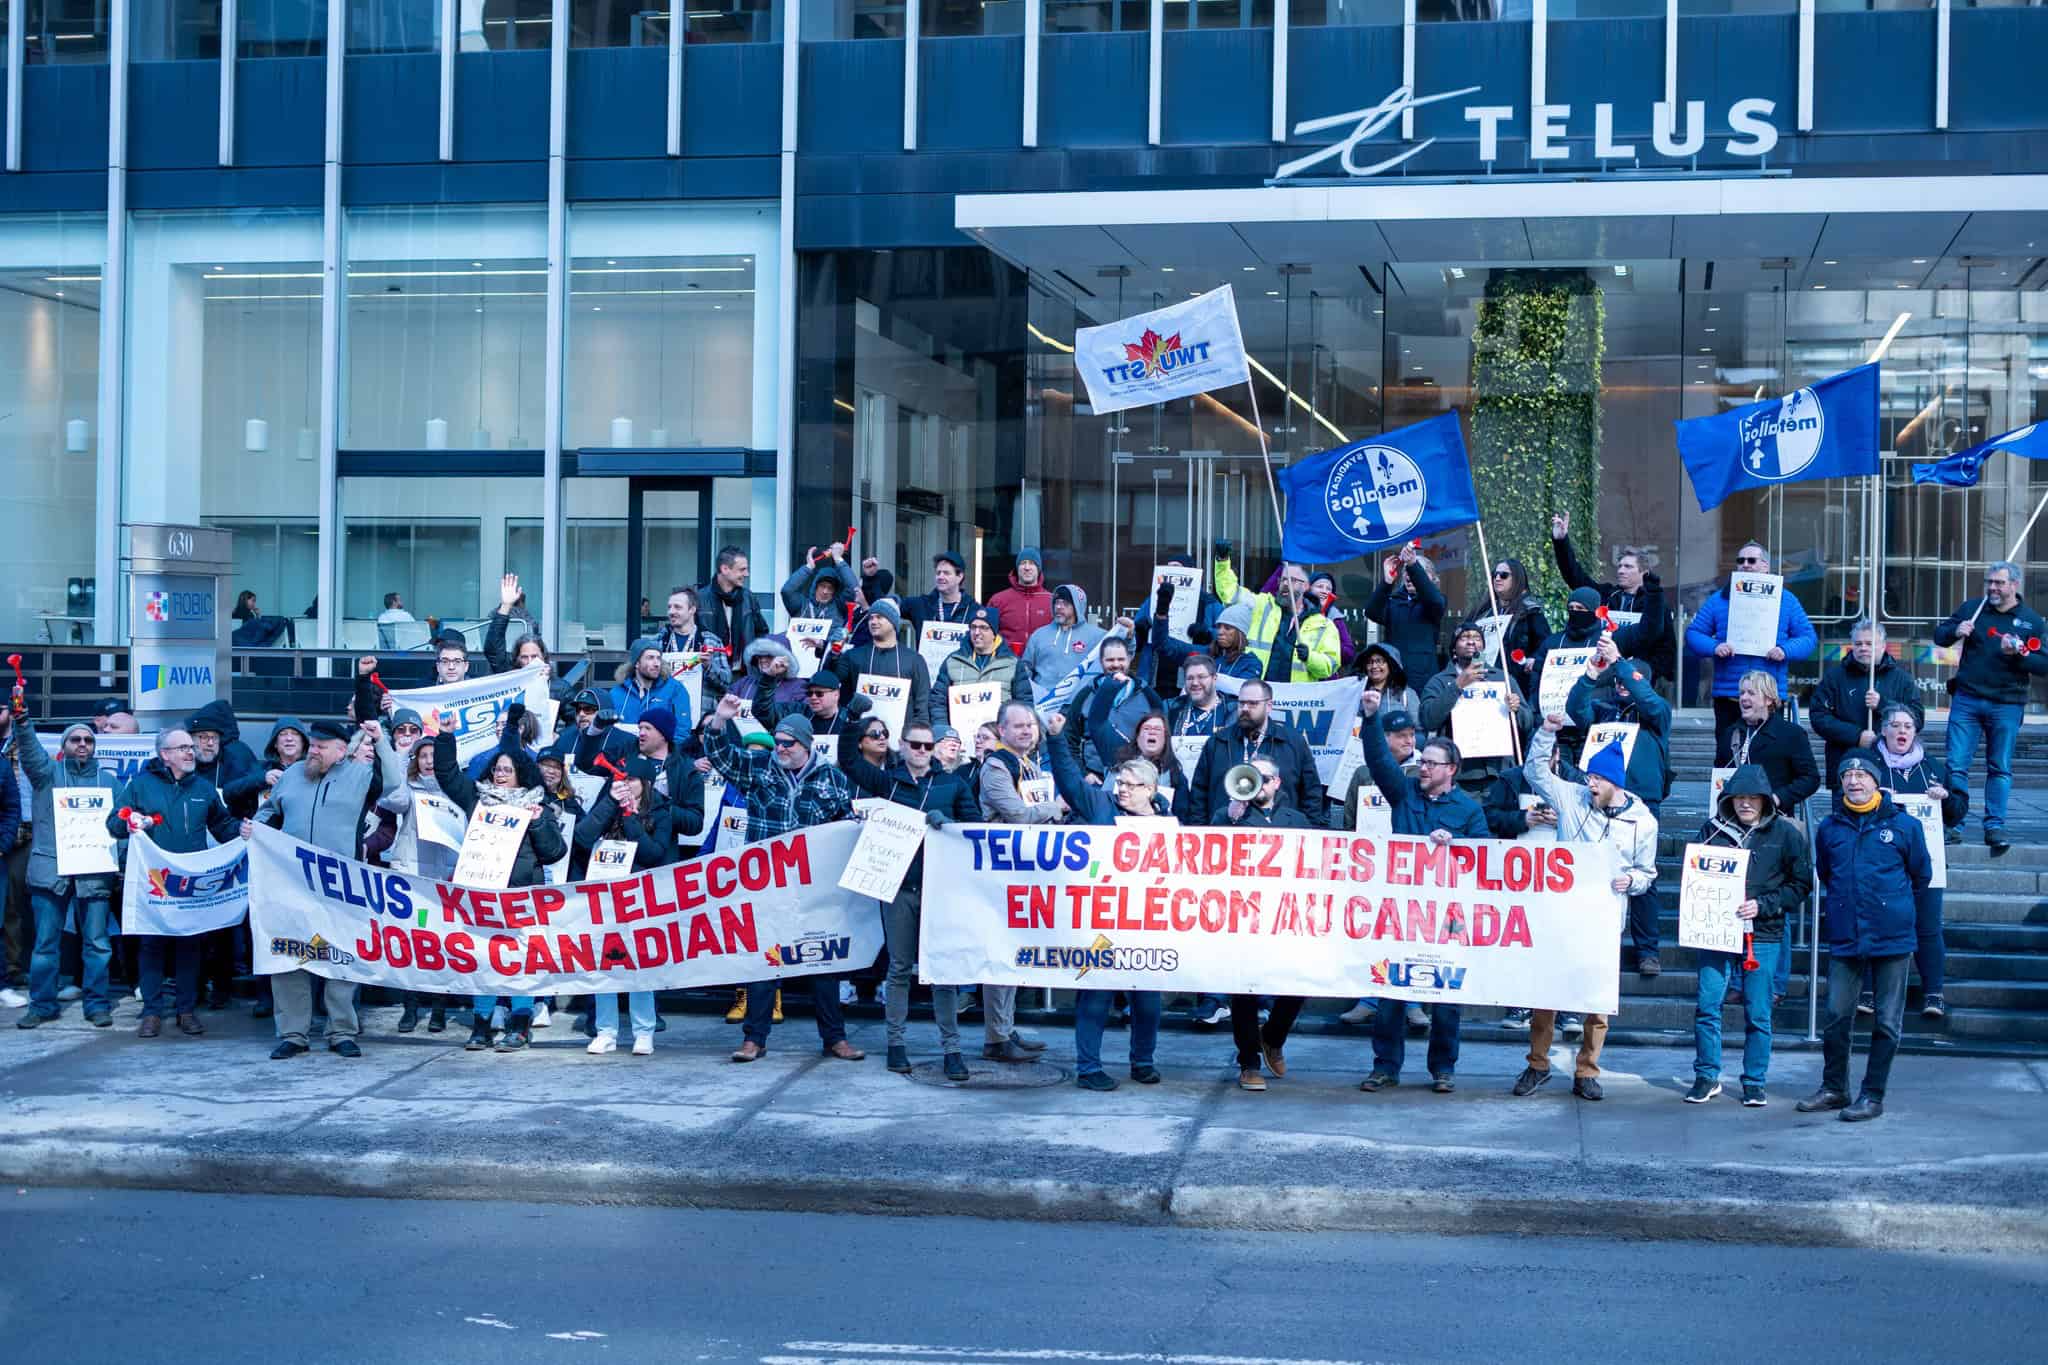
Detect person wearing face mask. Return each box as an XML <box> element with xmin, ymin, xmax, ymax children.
<box><xmin>1044</xmin><ymin>709</ymin><xmax>1174</xmax><ymax>1092</ymax></box>
<box><xmin>1529</xmin><ymin>588</ymin><xmax>1607</xmax><ymax>744</ymax></box>
<box><xmin>1808</xmin><ymin>619</ymin><xmax>1920</xmax><ymax>791</ymax></box>
<box><xmin>1868</xmin><ymin>705</ymin><xmax>1962</xmax><ymax>1021</ymax></box>
<box><xmin>1718</xmin><ymin>671</ymin><xmax>1820</xmax><ymax>815</ymax></box>
<box><xmin>1550</xmin><ymin>512</ymin><xmax>1673</xmax><ymax>683</ymax></box>
<box><xmin>1354</xmin><ymin>690</ymin><xmax>1489</xmax><ymax>1097</ymax></box>
<box><xmin>1464</xmin><ymin>558</ymin><xmax>1549</xmax><ymax>700</ymax></box>
<box><xmin>1508</xmin><ymin>715</ymin><xmax>1660</xmax><ymax>1102</ymax></box>
<box><xmin>1210</xmin><ymin>544</ymin><xmax>1342</xmax><ymax>683</ymax></box>
<box><xmin>1686</xmin><ymin>765</ymin><xmax>1812</xmax><ymax>1107</ymax></box>
<box><xmin>1186</xmin><ymin>679</ymin><xmax>1324</xmax><ymax>827</ymax></box>
<box><xmin>1801</xmin><ymin>753</ymin><xmax>1933</xmax><ymax>1123</ymax></box>
<box><xmin>1685</xmin><ymin>541</ymin><xmax>1818</xmax><ymax>733</ymax></box>
<box><xmin>1934</xmin><ymin>559</ymin><xmax>2048</xmax><ymax>856</ymax></box>
<box><xmin>1363</xmin><ymin>541</ymin><xmax>1447</xmax><ymax>677</ymax></box>
<box><xmin>248</xmin><ymin>718</ymin><xmax>405</xmax><ymax>1059</ymax></box>
<box><xmin>653</xmin><ymin>585</ymin><xmax>733</xmax><ymax>701</ymax></box>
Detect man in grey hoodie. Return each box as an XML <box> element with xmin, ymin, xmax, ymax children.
<box><xmin>1019</xmin><ymin>584</ymin><xmax>1105</xmax><ymax>695</ymax></box>
<box><xmin>248</xmin><ymin>717</ymin><xmax>405</xmax><ymax>1059</ymax></box>
<box><xmin>5</xmin><ymin>715</ymin><xmax>119</xmax><ymax>1027</ymax></box>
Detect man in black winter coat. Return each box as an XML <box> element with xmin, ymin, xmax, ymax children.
<box><xmin>1550</xmin><ymin>511</ymin><xmax>1674</xmax><ymax>682</ymax></box>
<box><xmin>1362</xmin><ymin>543</ymin><xmax>1447</xmax><ymax>676</ymax></box>
<box><xmin>698</xmin><ymin>546</ymin><xmax>769</xmax><ymax>662</ymax></box>
<box><xmin>1187</xmin><ymin>680</ymin><xmax>1324</xmax><ymax>827</ymax></box>
<box><xmin>1808</xmin><ymin>619</ymin><xmax>1922</xmax><ymax>788</ymax></box>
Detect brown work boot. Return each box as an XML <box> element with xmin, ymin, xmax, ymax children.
<box><xmin>1238</xmin><ymin>1068</ymin><xmax>1268</xmax><ymax>1092</ymax></box>
<box><xmin>824</xmin><ymin>1039</ymin><xmax>865</xmax><ymax>1061</ymax></box>
<box><xmin>176</xmin><ymin>1013</ymin><xmax>205</xmax><ymax>1036</ymax></box>
<box><xmin>137</xmin><ymin>1015</ymin><xmax>162</xmax><ymax>1038</ymax></box>
<box><xmin>731</xmin><ymin>1039</ymin><xmax>766</xmax><ymax>1063</ymax></box>
<box><xmin>1261</xmin><ymin>1042</ymin><xmax>1287</xmax><ymax>1078</ymax></box>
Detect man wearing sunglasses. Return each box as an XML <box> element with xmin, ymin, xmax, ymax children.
<box><xmin>706</xmin><ymin>693</ymin><xmax>861</xmax><ymax>1063</ymax></box>
<box><xmin>5</xmin><ymin>714</ymin><xmax>98</xmax><ymax>1028</ymax></box>
<box><xmin>1684</xmin><ymin>541</ymin><xmax>1817</xmax><ymax>734</ymax></box>
<box><xmin>836</xmin><ymin>717</ymin><xmax>980</xmax><ymax>1081</ymax></box>
<box><xmin>1935</xmin><ymin>560</ymin><xmax>2048</xmax><ymax>855</ymax></box>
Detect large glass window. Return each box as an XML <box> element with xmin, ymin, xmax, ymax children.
<box><xmin>124</xmin><ymin>210</ymin><xmax>326</xmax><ymax>638</ymax></box>
<box><xmin>571</xmin><ymin>0</ymin><xmax>674</xmax><ymax>46</ymax></box>
<box><xmin>927</xmin><ymin>0</ymin><xmax>1027</xmax><ymax>35</ymax></box>
<box><xmin>1285</xmin><ymin>1</ymin><xmax>1405</xmax><ymax>27</ymax></box>
<box><xmin>347</xmin><ymin>0</ymin><xmax>438</xmax><ymax>52</ymax></box>
<box><xmin>241</xmin><ymin>0</ymin><xmax>331</xmax><ymax>56</ymax></box>
<box><xmin>467</xmin><ymin>0</ymin><xmax>552</xmax><ymax>50</ymax></box>
<box><xmin>24</xmin><ymin>0</ymin><xmax>112</xmax><ymax>62</ymax></box>
<box><xmin>133</xmin><ymin>2</ymin><xmax>224</xmax><ymax>60</ymax></box>
<box><xmin>339</xmin><ymin>477</ymin><xmax>541</xmax><ymax>648</ymax></box>
<box><xmin>0</xmin><ymin>215</ymin><xmax>104</xmax><ymax>642</ymax></box>
<box><xmin>802</xmin><ymin>0</ymin><xmax>907</xmax><ymax>39</ymax></box>
<box><xmin>564</xmin><ymin>204</ymin><xmax>774</xmax><ymax>452</ymax></box>
<box><xmin>343</xmin><ymin>206</ymin><xmax>548</xmax><ymax>452</ymax></box>
<box><xmin>1043</xmin><ymin>0</ymin><xmax>1150</xmax><ymax>32</ymax></box>
<box><xmin>686</xmin><ymin>1</ymin><xmax>777</xmax><ymax>43</ymax></box>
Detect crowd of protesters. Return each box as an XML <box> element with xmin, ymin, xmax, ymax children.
<box><xmin>1</xmin><ymin>521</ymin><xmax>2037</xmax><ymax>1128</ymax></box>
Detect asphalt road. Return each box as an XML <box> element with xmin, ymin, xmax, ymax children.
<box><xmin>3</xmin><ymin>1189</ymin><xmax>2043</xmax><ymax>1364</ymax></box>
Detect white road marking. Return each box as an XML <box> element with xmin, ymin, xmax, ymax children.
<box><xmin>465</xmin><ymin>1316</ymin><xmax>517</xmax><ymax>1331</ymax></box>
<box><xmin>547</xmin><ymin>1330</ymin><xmax>609</xmax><ymax>1341</ymax></box>
<box><xmin>775</xmin><ymin>1346</ymin><xmax>1369</xmax><ymax>1365</ymax></box>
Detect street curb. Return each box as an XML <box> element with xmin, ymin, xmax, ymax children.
<box><xmin>5</xmin><ymin>1141</ymin><xmax>2043</xmax><ymax>1254</ymax></box>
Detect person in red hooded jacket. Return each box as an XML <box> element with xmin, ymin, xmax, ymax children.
<box><xmin>988</xmin><ymin>548</ymin><xmax>1053</xmax><ymax>660</ymax></box>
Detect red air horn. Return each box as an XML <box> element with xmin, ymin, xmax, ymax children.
<box><xmin>593</xmin><ymin>754</ymin><xmax>627</xmax><ymax>781</ymax></box>
<box><xmin>118</xmin><ymin>806</ymin><xmax>159</xmax><ymax>829</ymax></box>
<box><xmin>1596</xmin><ymin>604</ymin><xmax>1618</xmax><ymax>633</ymax></box>
<box><xmin>1987</xmin><ymin>627</ymin><xmax>2043</xmax><ymax>654</ymax></box>
<box><xmin>6</xmin><ymin>653</ymin><xmax>23</xmax><ymax>719</ymax></box>
<box><xmin>1743</xmin><ymin>933</ymin><xmax>1760</xmax><ymax>973</ymax></box>
<box><xmin>368</xmin><ymin>671</ymin><xmax>390</xmax><ymax>694</ymax></box>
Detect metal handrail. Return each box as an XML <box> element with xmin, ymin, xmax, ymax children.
<box><xmin>1785</xmin><ymin>693</ymin><xmax>1823</xmax><ymax>1043</ymax></box>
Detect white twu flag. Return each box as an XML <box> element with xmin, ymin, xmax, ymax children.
<box><xmin>1075</xmin><ymin>285</ymin><xmax>1251</xmax><ymax>416</ymax></box>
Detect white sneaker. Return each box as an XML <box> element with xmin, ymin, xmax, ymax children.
<box><xmin>132</xmin><ymin>987</ymin><xmax>144</xmax><ymax>1002</ymax></box>
<box><xmin>631</xmin><ymin>1034</ymin><xmax>654</xmax><ymax>1056</ymax></box>
<box><xmin>1195</xmin><ymin>1004</ymin><xmax>1230</xmax><ymax>1026</ymax></box>
<box><xmin>839</xmin><ymin>980</ymin><xmax>859</xmax><ymax>1005</ymax></box>
<box><xmin>0</xmin><ymin>987</ymin><xmax>27</xmax><ymax>1008</ymax></box>
<box><xmin>57</xmin><ymin>985</ymin><xmax>82</xmax><ymax>1002</ymax></box>
<box><xmin>586</xmin><ymin>1031</ymin><xmax>617</xmax><ymax>1055</ymax></box>
<box><xmin>1337</xmin><ymin>1003</ymin><xmax>1377</xmax><ymax>1026</ymax></box>
<box><xmin>532</xmin><ymin>1003</ymin><xmax>551</xmax><ymax>1028</ymax></box>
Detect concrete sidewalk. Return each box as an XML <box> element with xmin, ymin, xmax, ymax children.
<box><xmin>3</xmin><ymin>996</ymin><xmax>2045</xmax><ymax>1252</ymax></box>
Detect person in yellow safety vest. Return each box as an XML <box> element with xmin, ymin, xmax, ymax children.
<box><xmin>1212</xmin><ymin>543</ymin><xmax>1343</xmax><ymax>684</ymax></box>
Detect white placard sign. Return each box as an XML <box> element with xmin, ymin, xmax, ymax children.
<box><xmin>1352</xmin><ymin>781</ymin><xmax>1391</xmax><ymax>837</ymax></box>
<box><xmin>855</xmin><ymin>673</ymin><xmax>910</xmax><ymax>743</ymax></box>
<box><xmin>1604</xmin><ymin>609</ymin><xmax>1643</xmax><ymax>631</ymax></box>
<box><xmin>717</xmin><ymin>805</ymin><xmax>750</xmax><ymax>847</ymax></box>
<box><xmin>787</xmin><ymin>618</ymin><xmax>833</xmax><ymax>677</ymax></box>
<box><xmin>1471</xmin><ymin>612</ymin><xmax>1510</xmax><ymax>665</ymax></box>
<box><xmin>450</xmin><ymin>804</ymin><xmax>533</xmax><ymax>890</ymax></box>
<box><xmin>1152</xmin><ymin>564</ymin><xmax>1202</xmax><ymax>642</ymax></box>
<box><xmin>1579</xmin><ymin>720</ymin><xmax>1641</xmax><ymax>771</ymax></box>
<box><xmin>1725</xmin><ymin>572</ymin><xmax>1785</xmax><ymax>657</ymax></box>
<box><xmin>589</xmin><ymin>838</ymin><xmax>637</xmax><ymax>878</ymax></box>
<box><xmin>1709</xmin><ymin>765</ymin><xmax>1737</xmax><ymax>812</ymax></box>
<box><xmin>948</xmin><ymin>682</ymin><xmax>1004</xmax><ymax>741</ymax></box>
<box><xmin>663</xmin><ymin>652</ymin><xmax>707</xmax><ymax>722</ymax></box>
<box><xmin>1539</xmin><ymin>648</ymin><xmax>1597</xmax><ymax>717</ymax></box>
<box><xmin>1450</xmin><ymin>680</ymin><xmax>1516</xmax><ymax>759</ymax></box>
<box><xmin>412</xmin><ymin>790</ymin><xmax>469</xmax><ymax>851</ymax></box>
<box><xmin>52</xmin><ymin>789</ymin><xmax>117</xmax><ymax>877</ymax></box>
<box><xmin>811</xmin><ymin>735</ymin><xmax>841</xmax><ymax>768</ymax></box>
<box><xmin>1892</xmin><ymin>793</ymin><xmax>1948</xmax><ymax>891</ymax></box>
<box><xmin>919</xmin><ymin>622</ymin><xmax>970</xmax><ymax>682</ymax></box>
<box><xmin>1518</xmin><ymin>792</ymin><xmax>1556</xmax><ymax>843</ymax></box>
<box><xmin>1678</xmin><ymin>843</ymin><xmax>1750</xmax><ymax>955</ymax></box>
<box><xmin>837</xmin><ymin>801</ymin><xmax>930</xmax><ymax>902</ymax></box>
<box><xmin>680</xmin><ymin>776</ymin><xmax>724</xmax><ymax>848</ymax></box>
<box><xmin>1020</xmin><ymin>775</ymin><xmax>1056</xmax><ymax>808</ymax></box>
<box><xmin>1171</xmin><ymin>735</ymin><xmax>1209</xmax><ymax>783</ymax></box>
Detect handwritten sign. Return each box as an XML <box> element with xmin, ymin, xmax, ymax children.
<box><xmin>1678</xmin><ymin>843</ymin><xmax>1750</xmax><ymax>954</ymax></box>
<box><xmin>919</xmin><ymin>621</ymin><xmax>970</xmax><ymax>683</ymax></box>
<box><xmin>1580</xmin><ymin>720</ymin><xmax>1640</xmax><ymax>771</ymax></box>
<box><xmin>1450</xmin><ymin>680</ymin><xmax>1515</xmax><ymax>759</ymax></box>
<box><xmin>855</xmin><ymin>673</ymin><xmax>910</xmax><ymax>745</ymax></box>
<box><xmin>1539</xmin><ymin>647</ymin><xmax>1597</xmax><ymax>717</ymax></box>
<box><xmin>1892</xmin><ymin>792</ymin><xmax>1948</xmax><ymax>891</ymax></box>
<box><xmin>450</xmin><ymin>803</ymin><xmax>533</xmax><ymax>889</ymax></box>
<box><xmin>837</xmin><ymin>801</ymin><xmax>929</xmax><ymax>902</ymax></box>
<box><xmin>1726</xmin><ymin>572</ymin><xmax>1784</xmax><ymax>657</ymax></box>
<box><xmin>53</xmin><ymin>789</ymin><xmax>117</xmax><ymax>877</ymax></box>
<box><xmin>948</xmin><ymin>682</ymin><xmax>1003</xmax><ymax>740</ymax></box>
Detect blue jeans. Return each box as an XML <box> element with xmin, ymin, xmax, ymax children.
<box><xmin>1946</xmin><ymin>690</ymin><xmax>2021</xmax><ymax>832</ymax></box>
<box><xmin>30</xmin><ymin>889</ymin><xmax>110</xmax><ymax>1017</ymax></box>
<box><xmin>138</xmin><ymin>935</ymin><xmax>201</xmax><ymax>1017</ymax></box>
<box><xmin>473</xmin><ymin>994</ymin><xmax>535</xmax><ymax>1019</ymax></box>
<box><xmin>1694</xmin><ymin>939</ymin><xmax>1778</xmax><ymax>1085</ymax></box>
<box><xmin>594</xmin><ymin>991</ymin><xmax>656</xmax><ymax>1038</ymax></box>
<box><xmin>1371</xmin><ymin>1001</ymin><xmax>1461</xmax><ymax>1079</ymax></box>
<box><xmin>1074</xmin><ymin>988</ymin><xmax>1161</xmax><ymax>1076</ymax></box>
<box><xmin>743</xmin><ymin>975</ymin><xmax>844</xmax><ymax>1048</ymax></box>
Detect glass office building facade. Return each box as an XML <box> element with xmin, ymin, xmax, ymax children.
<box><xmin>4</xmin><ymin>2</ymin><xmax>2046</xmax><ymax>704</ymax></box>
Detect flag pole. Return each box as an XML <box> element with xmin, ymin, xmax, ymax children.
<box><xmin>1243</xmin><ymin>376</ymin><xmax>1288</xmax><ymax>547</ymax></box>
<box><xmin>1471</xmin><ymin>517</ymin><xmax>1524</xmax><ymax>767</ymax></box>
<box><xmin>1967</xmin><ymin>482</ymin><xmax>2048</xmax><ymax>629</ymax></box>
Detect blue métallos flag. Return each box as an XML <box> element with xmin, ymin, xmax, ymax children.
<box><xmin>1673</xmin><ymin>363</ymin><xmax>1880</xmax><ymax>512</ymax></box>
<box><xmin>1912</xmin><ymin>421</ymin><xmax>2048</xmax><ymax>488</ymax></box>
<box><xmin>1276</xmin><ymin>412</ymin><xmax>1480</xmax><ymax>562</ymax></box>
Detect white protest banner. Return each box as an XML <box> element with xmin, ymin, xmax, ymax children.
<box><xmin>1450</xmin><ymin>680</ymin><xmax>1515</xmax><ymax>759</ymax></box>
<box><xmin>1074</xmin><ymin>284</ymin><xmax>1252</xmax><ymax>416</ymax></box>
<box><xmin>1892</xmin><ymin>793</ymin><xmax>1947</xmax><ymax>890</ymax></box>
<box><xmin>39</xmin><ymin>732</ymin><xmax>159</xmax><ymax>787</ymax></box>
<box><xmin>1678</xmin><ymin>843</ymin><xmax>1750</xmax><ymax>954</ymax></box>
<box><xmin>451</xmin><ymin>804</ymin><xmax>533</xmax><ymax>890</ymax></box>
<box><xmin>1517</xmin><ymin>793</ymin><xmax>1556</xmax><ymax>843</ymax></box>
<box><xmin>1352</xmin><ymin>782</ymin><xmax>1391</xmax><ymax>837</ymax></box>
<box><xmin>412</xmin><ymin>790</ymin><xmax>469</xmax><ymax>851</ymax></box>
<box><xmin>1580</xmin><ymin>720</ymin><xmax>1641</xmax><ymax>770</ymax></box>
<box><xmin>919</xmin><ymin>621</ymin><xmax>969</xmax><ymax>683</ymax></box>
<box><xmin>662</xmin><ymin>653</ymin><xmax>706</xmax><ymax>722</ymax></box>
<box><xmin>919</xmin><ymin>826</ymin><xmax>1625</xmax><ymax>1013</ymax></box>
<box><xmin>390</xmin><ymin>664</ymin><xmax>555</xmax><ymax>765</ymax></box>
<box><xmin>53</xmin><ymin>789</ymin><xmax>117</xmax><ymax>877</ymax></box>
<box><xmin>1326</xmin><ymin>712</ymin><xmax>1366</xmax><ymax>807</ymax></box>
<box><xmin>948</xmin><ymin>682</ymin><xmax>1003</xmax><ymax>741</ymax></box>
<box><xmin>122</xmin><ymin>832</ymin><xmax>249</xmax><ymax>936</ymax></box>
<box><xmin>590</xmin><ymin>838</ymin><xmax>637</xmax><ymax>878</ymax></box>
<box><xmin>1215</xmin><ymin>673</ymin><xmax>1365</xmax><ymax>784</ymax></box>
<box><xmin>837</xmin><ymin>802</ymin><xmax>929</xmax><ymax>902</ymax></box>
<box><xmin>246</xmin><ymin>821</ymin><xmax>882</xmax><ymax>995</ymax></box>
<box><xmin>1709</xmin><ymin>765</ymin><xmax>1737</xmax><ymax>812</ymax></box>
<box><xmin>1539</xmin><ymin>648</ymin><xmax>1597</xmax><ymax>716</ymax></box>
<box><xmin>787</xmin><ymin>618</ymin><xmax>833</xmax><ymax>677</ymax></box>
<box><xmin>1170</xmin><ymin>735</ymin><xmax>1209</xmax><ymax>783</ymax></box>
<box><xmin>855</xmin><ymin>674</ymin><xmax>910</xmax><ymax>744</ymax></box>
<box><xmin>1726</xmin><ymin>572</ymin><xmax>1784</xmax><ymax>657</ymax></box>
<box><xmin>1152</xmin><ymin>564</ymin><xmax>1202</xmax><ymax>642</ymax></box>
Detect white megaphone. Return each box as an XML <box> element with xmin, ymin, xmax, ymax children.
<box><xmin>1224</xmin><ymin>764</ymin><xmax>1264</xmax><ymax>802</ymax></box>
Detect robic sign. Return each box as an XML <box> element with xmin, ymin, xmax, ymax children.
<box><xmin>1276</xmin><ymin>85</ymin><xmax>1779</xmax><ymax>180</ymax></box>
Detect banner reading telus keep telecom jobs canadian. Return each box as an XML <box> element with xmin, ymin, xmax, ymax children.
<box><xmin>919</xmin><ymin>825</ymin><xmax>1625</xmax><ymax>1015</ymax></box>
<box><xmin>245</xmin><ymin>822</ymin><xmax>882</xmax><ymax>996</ymax></box>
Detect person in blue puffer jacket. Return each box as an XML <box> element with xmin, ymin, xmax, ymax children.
<box><xmin>1800</xmin><ymin>752</ymin><xmax>1932</xmax><ymax>1124</ymax></box>
<box><xmin>1683</xmin><ymin>540</ymin><xmax>1818</xmax><ymax>730</ymax></box>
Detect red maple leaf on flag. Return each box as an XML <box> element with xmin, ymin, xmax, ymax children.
<box><xmin>1122</xmin><ymin>329</ymin><xmax>1181</xmax><ymax>372</ymax></box>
